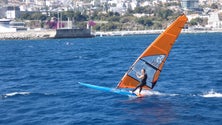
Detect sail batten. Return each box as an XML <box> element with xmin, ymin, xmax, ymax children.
<box><xmin>117</xmin><ymin>14</ymin><xmax>188</xmax><ymax>89</ymax></box>
<box><xmin>165</xmin><ymin>32</ymin><xmax>177</xmax><ymax>38</ymax></box>
<box><xmin>152</xmin><ymin>45</ymin><xmax>168</xmax><ymax>54</ymax></box>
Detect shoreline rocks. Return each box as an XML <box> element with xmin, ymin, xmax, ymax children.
<box><xmin>1</xmin><ymin>29</ymin><xmax>222</xmax><ymax>40</ymax></box>
<box><xmin>0</xmin><ymin>30</ymin><xmax>56</xmax><ymax>40</ymax></box>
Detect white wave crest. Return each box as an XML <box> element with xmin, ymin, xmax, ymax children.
<box><xmin>4</xmin><ymin>92</ymin><xmax>30</xmax><ymax>98</ymax></box>
<box><xmin>141</xmin><ymin>90</ymin><xmax>179</xmax><ymax>97</ymax></box>
<box><xmin>202</xmin><ymin>89</ymin><xmax>222</xmax><ymax>98</ymax></box>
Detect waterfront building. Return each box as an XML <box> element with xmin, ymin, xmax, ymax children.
<box><xmin>181</xmin><ymin>0</ymin><xmax>199</xmax><ymax>10</ymax></box>
<box><xmin>10</xmin><ymin>21</ymin><xmax>27</xmax><ymax>31</ymax></box>
<box><xmin>199</xmin><ymin>0</ymin><xmax>222</xmax><ymax>6</ymax></box>
<box><xmin>207</xmin><ymin>11</ymin><xmax>222</xmax><ymax>29</ymax></box>
<box><xmin>0</xmin><ymin>18</ymin><xmax>16</xmax><ymax>32</ymax></box>
<box><xmin>6</xmin><ymin>6</ymin><xmax>20</xmax><ymax>19</ymax></box>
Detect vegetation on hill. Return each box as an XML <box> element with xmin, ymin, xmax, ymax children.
<box><xmin>18</xmin><ymin>4</ymin><xmax>182</xmax><ymax>31</ymax></box>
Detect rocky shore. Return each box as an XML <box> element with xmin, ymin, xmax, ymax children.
<box><xmin>0</xmin><ymin>29</ymin><xmax>222</xmax><ymax>40</ymax></box>
<box><xmin>0</xmin><ymin>30</ymin><xmax>56</xmax><ymax>40</ymax></box>
<box><xmin>95</xmin><ymin>29</ymin><xmax>222</xmax><ymax>36</ymax></box>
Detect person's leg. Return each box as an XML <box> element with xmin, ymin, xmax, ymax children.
<box><xmin>132</xmin><ymin>85</ymin><xmax>139</xmax><ymax>92</ymax></box>
<box><xmin>139</xmin><ymin>83</ymin><xmax>146</xmax><ymax>94</ymax></box>
<box><xmin>132</xmin><ymin>82</ymin><xmax>143</xmax><ymax>92</ymax></box>
<box><xmin>139</xmin><ymin>87</ymin><xmax>142</xmax><ymax>93</ymax></box>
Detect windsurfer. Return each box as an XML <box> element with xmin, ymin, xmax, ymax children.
<box><xmin>131</xmin><ymin>69</ymin><xmax>147</xmax><ymax>94</ymax></box>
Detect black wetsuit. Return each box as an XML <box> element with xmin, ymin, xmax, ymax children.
<box><xmin>132</xmin><ymin>74</ymin><xmax>147</xmax><ymax>92</ymax></box>
<box><xmin>141</xmin><ymin>74</ymin><xmax>147</xmax><ymax>86</ymax></box>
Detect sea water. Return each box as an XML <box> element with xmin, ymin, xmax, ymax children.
<box><xmin>0</xmin><ymin>33</ymin><xmax>221</xmax><ymax>125</ymax></box>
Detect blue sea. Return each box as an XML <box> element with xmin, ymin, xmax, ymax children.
<box><xmin>0</xmin><ymin>33</ymin><xmax>222</xmax><ymax>125</ymax></box>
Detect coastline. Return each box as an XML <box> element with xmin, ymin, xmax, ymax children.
<box><xmin>0</xmin><ymin>30</ymin><xmax>56</xmax><ymax>40</ymax></box>
<box><xmin>94</xmin><ymin>29</ymin><xmax>222</xmax><ymax>37</ymax></box>
<box><xmin>0</xmin><ymin>29</ymin><xmax>222</xmax><ymax>40</ymax></box>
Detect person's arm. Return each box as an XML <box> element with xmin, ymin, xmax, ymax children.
<box><xmin>136</xmin><ymin>73</ymin><xmax>144</xmax><ymax>79</ymax></box>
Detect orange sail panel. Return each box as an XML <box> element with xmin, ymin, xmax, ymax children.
<box><xmin>117</xmin><ymin>14</ymin><xmax>188</xmax><ymax>90</ymax></box>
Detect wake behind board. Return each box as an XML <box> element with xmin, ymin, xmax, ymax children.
<box><xmin>79</xmin><ymin>82</ymin><xmax>138</xmax><ymax>97</ymax></box>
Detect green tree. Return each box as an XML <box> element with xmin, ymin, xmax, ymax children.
<box><xmin>156</xmin><ymin>9</ymin><xmax>173</xmax><ymax>20</ymax></box>
<box><xmin>106</xmin><ymin>22</ymin><xmax>118</xmax><ymax>30</ymax></box>
<box><xmin>211</xmin><ymin>3</ymin><xmax>218</xmax><ymax>9</ymax></box>
<box><xmin>190</xmin><ymin>17</ymin><xmax>203</xmax><ymax>26</ymax></box>
<box><xmin>94</xmin><ymin>25</ymin><xmax>101</xmax><ymax>31</ymax></box>
<box><xmin>152</xmin><ymin>22</ymin><xmax>162</xmax><ymax>29</ymax></box>
<box><xmin>108</xmin><ymin>16</ymin><xmax>120</xmax><ymax>22</ymax></box>
<box><xmin>137</xmin><ymin>17</ymin><xmax>153</xmax><ymax>27</ymax></box>
<box><xmin>120</xmin><ymin>16</ymin><xmax>131</xmax><ymax>23</ymax></box>
<box><xmin>134</xmin><ymin>6</ymin><xmax>146</xmax><ymax>13</ymax></box>
<box><xmin>73</xmin><ymin>12</ymin><xmax>88</xmax><ymax>21</ymax></box>
<box><xmin>107</xmin><ymin>12</ymin><xmax>120</xmax><ymax>17</ymax></box>
<box><xmin>190</xmin><ymin>19</ymin><xmax>198</xmax><ymax>26</ymax></box>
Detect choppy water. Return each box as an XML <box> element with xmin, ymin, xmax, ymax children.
<box><xmin>0</xmin><ymin>33</ymin><xmax>222</xmax><ymax>125</ymax></box>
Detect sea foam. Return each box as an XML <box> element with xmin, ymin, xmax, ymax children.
<box><xmin>202</xmin><ymin>89</ymin><xmax>222</xmax><ymax>98</ymax></box>
<box><xmin>3</xmin><ymin>92</ymin><xmax>30</xmax><ymax>98</ymax></box>
<box><xmin>142</xmin><ymin>90</ymin><xmax>179</xmax><ymax>97</ymax></box>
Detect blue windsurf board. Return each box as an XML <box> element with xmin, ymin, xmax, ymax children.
<box><xmin>78</xmin><ymin>82</ymin><xmax>137</xmax><ymax>97</ymax></box>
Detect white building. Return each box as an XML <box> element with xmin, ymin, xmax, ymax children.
<box><xmin>207</xmin><ymin>11</ymin><xmax>222</xmax><ymax>29</ymax></box>
<box><xmin>199</xmin><ymin>0</ymin><xmax>222</xmax><ymax>6</ymax></box>
<box><xmin>6</xmin><ymin>6</ymin><xmax>20</xmax><ymax>19</ymax></box>
<box><xmin>0</xmin><ymin>19</ymin><xmax>16</xmax><ymax>32</ymax></box>
<box><xmin>181</xmin><ymin>0</ymin><xmax>199</xmax><ymax>10</ymax></box>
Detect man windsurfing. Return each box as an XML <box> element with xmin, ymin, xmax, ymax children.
<box><xmin>131</xmin><ymin>68</ymin><xmax>147</xmax><ymax>95</ymax></box>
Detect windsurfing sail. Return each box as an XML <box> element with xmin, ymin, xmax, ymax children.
<box><xmin>117</xmin><ymin>14</ymin><xmax>188</xmax><ymax>90</ymax></box>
